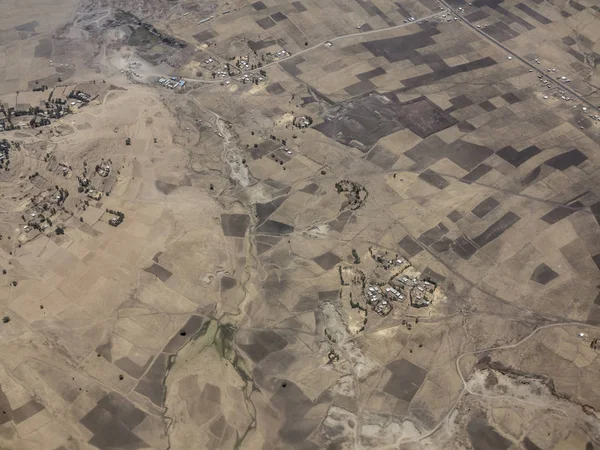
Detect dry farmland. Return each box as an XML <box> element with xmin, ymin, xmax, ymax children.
<box><xmin>0</xmin><ymin>0</ymin><xmax>599</xmax><ymax>449</ymax></box>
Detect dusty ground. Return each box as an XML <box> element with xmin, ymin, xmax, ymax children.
<box><xmin>0</xmin><ymin>0</ymin><xmax>599</xmax><ymax>449</ymax></box>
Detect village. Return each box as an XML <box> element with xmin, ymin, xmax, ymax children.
<box><xmin>157</xmin><ymin>45</ymin><xmax>294</xmax><ymax>88</ymax></box>
<box><xmin>0</xmin><ymin>83</ymin><xmax>99</xmax><ymax>133</ymax></box>
<box><xmin>338</xmin><ymin>245</ymin><xmax>445</xmax><ymax>335</ymax></box>
<box><xmin>18</xmin><ymin>185</ymin><xmax>70</xmax><ymax>239</ymax></box>
<box><xmin>362</xmin><ymin>247</ymin><xmax>439</xmax><ymax>316</ymax></box>
<box><xmin>364</xmin><ymin>256</ymin><xmax>437</xmax><ymax>316</ymax></box>
<box><xmin>7</xmin><ymin>136</ymin><xmax>125</xmax><ymax>247</ymax></box>
<box><xmin>0</xmin><ymin>138</ymin><xmax>13</xmax><ymax>168</ymax></box>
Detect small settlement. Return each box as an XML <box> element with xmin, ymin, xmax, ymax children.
<box><xmin>14</xmin><ymin>147</ymin><xmax>125</xmax><ymax>244</ymax></box>
<box><xmin>339</xmin><ymin>244</ymin><xmax>443</xmax><ymax>332</ymax></box>
<box><xmin>363</xmin><ymin>255</ymin><xmax>437</xmax><ymax>316</ymax></box>
<box><xmin>0</xmin><ymin>84</ymin><xmax>98</xmax><ymax>133</ymax></box>
<box><xmin>157</xmin><ymin>77</ymin><xmax>186</xmax><ymax>89</ymax></box>
<box><xmin>293</xmin><ymin>116</ymin><xmax>313</xmax><ymax>129</ymax></box>
<box><xmin>20</xmin><ymin>186</ymin><xmax>69</xmax><ymax>236</ymax></box>
<box><xmin>76</xmin><ymin>156</ymin><xmax>118</xmax><ymax>204</ymax></box>
<box><xmin>337</xmin><ymin>245</ymin><xmax>444</xmax><ymax>336</ymax></box>
<box><xmin>0</xmin><ymin>139</ymin><xmax>11</xmax><ymax>167</ymax></box>
<box><xmin>177</xmin><ymin>47</ymin><xmax>291</xmax><ymax>86</ymax></box>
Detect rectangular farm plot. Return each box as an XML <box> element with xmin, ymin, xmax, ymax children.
<box><xmin>383</xmin><ymin>358</ymin><xmax>428</xmax><ymax>402</ymax></box>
